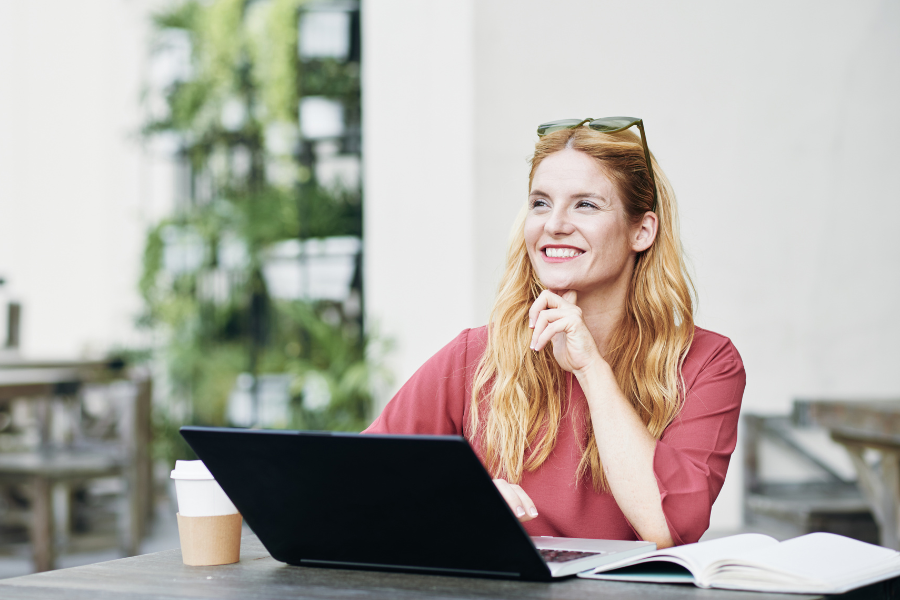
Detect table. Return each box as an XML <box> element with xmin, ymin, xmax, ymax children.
<box><xmin>0</xmin><ymin>534</ymin><xmax>896</xmax><ymax>599</ymax></box>
<box><xmin>795</xmin><ymin>399</ymin><xmax>900</xmax><ymax>550</ymax></box>
<box><xmin>0</xmin><ymin>367</ymin><xmax>82</xmax><ymax>401</ymax></box>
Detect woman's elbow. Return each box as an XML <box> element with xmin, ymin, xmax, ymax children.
<box><xmin>645</xmin><ymin>530</ymin><xmax>675</xmax><ymax>549</ymax></box>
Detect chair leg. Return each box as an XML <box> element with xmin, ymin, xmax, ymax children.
<box><xmin>31</xmin><ymin>475</ymin><xmax>55</xmax><ymax>572</ymax></box>
<box><xmin>120</xmin><ymin>465</ymin><xmax>140</xmax><ymax>557</ymax></box>
<box><xmin>134</xmin><ymin>374</ymin><xmax>154</xmax><ymax>541</ymax></box>
<box><xmin>52</xmin><ymin>482</ymin><xmax>71</xmax><ymax>551</ymax></box>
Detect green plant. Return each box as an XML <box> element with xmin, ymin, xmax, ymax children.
<box><xmin>140</xmin><ymin>0</ymin><xmax>377</xmax><ymax>467</ymax></box>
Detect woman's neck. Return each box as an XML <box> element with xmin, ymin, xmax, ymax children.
<box><xmin>575</xmin><ymin>277</ymin><xmax>630</xmax><ymax>358</ymax></box>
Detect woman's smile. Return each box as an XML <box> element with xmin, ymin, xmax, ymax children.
<box><xmin>541</xmin><ymin>245</ymin><xmax>585</xmax><ymax>262</ymax></box>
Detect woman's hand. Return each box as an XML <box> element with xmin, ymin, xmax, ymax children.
<box><xmin>529</xmin><ymin>290</ymin><xmax>603</xmax><ymax>374</ymax></box>
<box><xmin>529</xmin><ymin>291</ymin><xmax>674</xmax><ymax>548</ymax></box>
<box><xmin>493</xmin><ymin>479</ymin><xmax>538</xmax><ymax>522</ymax></box>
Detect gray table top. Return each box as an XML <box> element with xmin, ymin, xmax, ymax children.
<box><xmin>0</xmin><ymin>534</ymin><xmax>860</xmax><ymax>600</ymax></box>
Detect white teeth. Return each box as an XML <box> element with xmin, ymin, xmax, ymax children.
<box><xmin>544</xmin><ymin>247</ymin><xmax>583</xmax><ymax>258</ymax></box>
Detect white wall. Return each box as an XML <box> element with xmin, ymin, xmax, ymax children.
<box><xmin>0</xmin><ymin>0</ymin><xmax>172</xmax><ymax>357</ymax></box>
<box><xmin>364</xmin><ymin>0</ymin><xmax>900</xmax><ymax>531</ymax></box>
<box><xmin>363</xmin><ymin>0</ymin><xmax>477</xmax><ymax>389</ymax></box>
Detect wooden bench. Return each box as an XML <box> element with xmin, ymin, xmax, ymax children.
<box><xmin>742</xmin><ymin>413</ymin><xmax>878</xmax><ymax>543</ymax></box>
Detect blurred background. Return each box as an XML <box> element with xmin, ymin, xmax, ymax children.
<box><xmin>0</xmin><ymin>0</ymin><xmax>898</xmax><ymax>578</ymax></box>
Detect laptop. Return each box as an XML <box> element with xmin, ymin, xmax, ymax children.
<box><xmin>180</xmin><ymin>426</ymin><xmax>655</xmax><ymax>581</ymax></box>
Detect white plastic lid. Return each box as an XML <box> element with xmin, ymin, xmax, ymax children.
<box><xmin>170</xmin><ymin>459</ymin><xmax>215</xmax><ymax>480</ymax></box>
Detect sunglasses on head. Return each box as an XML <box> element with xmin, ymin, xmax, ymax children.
<box><xmin>536</xmin><ymin>117</ymin><xmax>657</xmax><ymax>212</ymax></box>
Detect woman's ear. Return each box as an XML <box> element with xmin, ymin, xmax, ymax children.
<box><xmin>632</xmin><ymin>211</ymin><xmax>658</xmax><ymax>253</ymax></box>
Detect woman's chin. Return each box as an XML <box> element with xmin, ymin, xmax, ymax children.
<box><xmin>539</xmin><ymin>278</ymin><xmax>583</xmax><ymax>293</ymax></box>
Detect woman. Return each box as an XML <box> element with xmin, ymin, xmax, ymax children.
<box><xmin>365</xmin><ymin>117</ymin><xmax>745</xmax><ymax>548</ymax></box>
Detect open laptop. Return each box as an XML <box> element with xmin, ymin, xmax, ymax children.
<box><xmin>180</xmin><ymin>426</ymin><xmax>655</xmax><ymax>581</ymax></box>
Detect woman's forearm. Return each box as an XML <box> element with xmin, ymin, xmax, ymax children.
<box><xmin>576</xmin><ymin>362</ymin><xmax>674</xmax><ymax>548</ymax></box>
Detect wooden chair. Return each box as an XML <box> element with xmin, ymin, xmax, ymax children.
<box><xmin>742</xmin><ymin>413</ymin><xmax>879</xmax><ymax>543</ymax></box>
<box><xmin>0</xmin><ymin>364</ymin><xmax>153</xmax><ymax>572</ymax></box>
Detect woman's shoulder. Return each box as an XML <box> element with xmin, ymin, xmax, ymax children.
<box><xmin>364</xmin><ymin>327</ymin><xmax>488</xmax><ymax>436</ymax></box>
<box><xmin>467</xmin><ymin>325</ymin><xmax>489</xmax><ymax>347</ymax></box>
<box><xmin>682</xmin><ymin>326</ymin><xmax>745</xmax><ymax>386</ymax></box>
<box><xmin>459</xmin><ymin>326</ymin><xmax>489</xmax><ymax>370</ymax></box>
<box><xmin>687</xmin><ymin>326</ymin><xmax>742</xmax><ymax>364</ymax></box>
<box><xmin>441</xmin><ymin>326</ymin><xmax>489</xmax><ymax>355</ymax></box>
<box><xmin>419</xmin><ymin>326</ymin><xmax>489</xmax><ymax>374</ymax></box>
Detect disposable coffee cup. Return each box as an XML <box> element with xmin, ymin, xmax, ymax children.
<box><xmin>170</xmin><ymin>460</ymin><xmax>242</xmax><ymax>566</ymax></box>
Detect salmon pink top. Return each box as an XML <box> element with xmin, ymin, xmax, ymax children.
<box><xmin>364</xmin><ymin>326</ymin><xmax>745</xmax><ymax>545</ymax></box>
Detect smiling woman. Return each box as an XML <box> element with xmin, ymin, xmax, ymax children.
<box><xmin>525</xmin><ymin>149</ymin><xmax>654</xmax><ymax>296</ymax></box>
<box><xmin>365</xmin><ymin>118</ymin><xmax>745</xmax><ymax>549</ymax></box>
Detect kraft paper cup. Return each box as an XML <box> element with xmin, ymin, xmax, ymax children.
<box><xmin>170</xmin><ymin>460</ymin><xmax>242</xmax><ymax>566</ymax></box>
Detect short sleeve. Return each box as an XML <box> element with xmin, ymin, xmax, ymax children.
<box><xmin>363</xmin><ymin>329</ymin><xmax>474</xmax><ymax>435</ymax></box>
<box><xmin>652</xmin><ymin>334</ymin><xmax>746</xmax><ymax>545</ymax></box>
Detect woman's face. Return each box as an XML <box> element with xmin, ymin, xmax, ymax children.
<box><xmin>524</xmin><ymin>148</ymin><xmax>648</xmax><ymax>298</ymax></box>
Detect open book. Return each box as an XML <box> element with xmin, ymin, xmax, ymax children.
<box><xmin>578</xmin><ymin>532</ymin><xmax>900</xmax><ymax>594</ymax></box>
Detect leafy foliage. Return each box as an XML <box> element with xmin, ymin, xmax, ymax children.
<box><xmin>141</xmin><ymin>0</ymin><xmax>375</xmax><ymax>465</ymax></box>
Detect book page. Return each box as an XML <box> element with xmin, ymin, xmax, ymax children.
<box><xmin>708</xmin><ymin>532</ymin><xmax>900</xmax><ymax>589</ymax></box>
<box><xmin>590</xmin><ymin>533</ymin><xmax>777</xmax><ymax>576</ymax></box>
<box><xmin>665</xmin><ymin>534</ymin><xmax>777</xmax><ymax>572</ymax></box>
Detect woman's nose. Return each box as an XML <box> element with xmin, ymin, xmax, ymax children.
<box><xmin>546</xmin><ymin>206</ymin><xmax>575</xmax><ymax>235</ymax></box>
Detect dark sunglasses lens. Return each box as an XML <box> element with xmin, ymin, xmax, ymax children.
<box><xmin>588</xmin><ymin>116</ymin><xmax>641</xmax><ymax>133</ymax></box>
<box><xmin>537</xmin><ymin>119</ymin><xmax>584</xmax><ymax>136</ymax></box>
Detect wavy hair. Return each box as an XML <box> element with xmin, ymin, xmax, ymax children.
<box><xmin>467</xmin><ymin>126</ymin><xmax>695</xmax><ymax>491</ymax></box>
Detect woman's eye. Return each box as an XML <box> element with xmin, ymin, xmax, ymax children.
<box><xmin>576</xmin><ymin>201</ymin><xmax>598</xmax><ymax>209</ymax></box>
<box><xmin>530</xmin><ymin>198</ymin><xmax>549</xmax><ymax>209</ymax></box>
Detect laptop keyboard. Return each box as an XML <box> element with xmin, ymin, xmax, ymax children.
<box><xmin>538</xmin><ymin>549</ymin><xmax>602</xmax><ymax>563</ymax></box>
